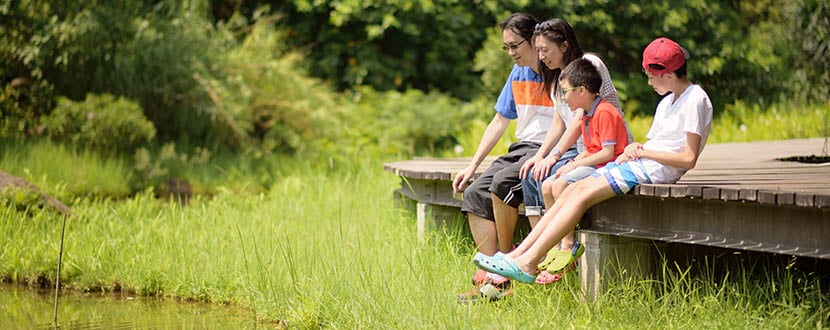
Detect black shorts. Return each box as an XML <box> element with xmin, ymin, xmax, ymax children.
<box><xmin>461</xmin><ymin>141</ymin><xmax>541</xmax><ymax>221</ymax></box>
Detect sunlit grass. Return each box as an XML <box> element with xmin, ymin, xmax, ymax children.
<box><xmin>455</xmin><ymin>102</ymin><xmax>830</xmax><ymax>157</ymax></box>
<box><xmin>1</xmin><ymin>101</ymin><xmax>828</xmax><ymax>327</ymax></box>
<box><xmin>2</xmin><ymin>158</ymin><xmax>826</xmax><ymax>327</ymax></box>
<box><xmin>0</xmin><ymin>139</ymin><xmax>132</xmax><ymax>199</ymax></box>
<box><xmin>625</xmin><ymin>102</ymin><xmax>828</xmax><ymax>146</ymax></box>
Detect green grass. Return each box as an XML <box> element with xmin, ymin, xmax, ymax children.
<box><xmin>453</xmin><ymin>102</ymin><xmax>830</xmax><ymax>158</ymax></box>
<box><xmin>1</xmin><ymin>101</ymin><xmax>828</xmax><ymax>327</ymax></box>
<box><xmin>0</xmin><ymin>139</ymin><xmax>132</xmax><ymax>199</ymax></box>
<box><xmin>2</xmin><ymin>158</ymin><xmax>827</xmax><ymax>328</ymax></box>
<box><xmin>626</xmin><ymin>102</ymin><xmax>829</xmax><ymax>146</ymax></box>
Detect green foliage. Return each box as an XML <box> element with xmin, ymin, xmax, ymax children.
<box><xmin>0</xmin><ymin>186</ymin><xmax>45</xmax><ymax>215</ymax></box>
<box><xmin>0</xmin><ymin>0</ymin><xmax>224</xmax><ymax>144</ymax></box>
<box><xmin>0</xmin><ymin>81</ymin><xmax>55</xmax><ymax>139</ymax></box>
<box><xmin>788</xmin><ymin>0</ymin><xmax>830</xmax><ymax>103</ymax></box>
<box><xmin>132</xmin><ymin>142</ymin><xmax>213</xmax><ymax>192</ymax></box>
<box><xmin>274</xmin><ymin>0</ymin><xmax>492</xmax><ymax>100</ymax></box>
<box><xmin>337</xmin><ymin>87</ymin><xmax>480</xmax><ymax>157</ymax></box>
<box><xmin>710</xmin><ymin>101</ymin><xmax>830</xmax><ymax>143</ymax></box>
<box><xmin>194</xmin><ymin>18</ymin><xmax>337</xmax><ymax>154</ymax></box>
<box><xmin>473</xmin><ymin>26</ymin><xmax>515</xmax><ymax>98</ymax></box>
<box><xmin>43</xmin><ymin>94</ymin><xmax>156</xmax><ymax>152</ymax></box>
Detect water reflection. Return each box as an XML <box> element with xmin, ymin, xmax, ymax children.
<box><xmin>0</xmin><ymin>283</ymin><xmax>258</xmax><ymax>329</ymax></box>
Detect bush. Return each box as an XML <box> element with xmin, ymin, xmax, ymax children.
<box><xmin>336</xmin><ymin>87</ymin><xmax>480</xmax><ymax>158</ymax></box>
<box><xmin>43</xmin><ymin>94</ymin><xmax>156</xmax><ymax>152</ymax></box>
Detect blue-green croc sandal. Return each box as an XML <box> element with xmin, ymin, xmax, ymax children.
<box><xmin>486</xmin><ymin>254</ymin><xmax>536</xmax><ymax>284</ymax></box>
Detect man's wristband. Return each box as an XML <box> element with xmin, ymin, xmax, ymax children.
<box><xmin>551</xmin><ymin>147</ymin><xmax>562</xmax><ymax>158</ymax></box>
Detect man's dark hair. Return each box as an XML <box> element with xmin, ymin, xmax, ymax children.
<box><xmin>499</xmin><ymin>13</ymin><xmax>539</xmax><ymax>43</ymax></box>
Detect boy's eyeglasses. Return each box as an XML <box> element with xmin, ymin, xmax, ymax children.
<box><xmin>557</xmin><ymin>86</ymin><xmax>581</xmax><ymax>99</ymax></box>
<box><xmin>502</xmin><ymin>39</ymin><xmax>526</xmax><ymax>51</ymax></box>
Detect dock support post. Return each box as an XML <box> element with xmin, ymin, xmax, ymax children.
<box><xmin>416</xmin><ymin>202</ymin><xmax>464</xmax><ymax>240</ymax></box>
<box><xmin>578</xmin><ymin>230</ymin><xmax>657</xmax><ymax>301</ymax></box>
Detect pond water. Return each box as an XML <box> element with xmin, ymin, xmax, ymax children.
<box><xmin>0</xmin><ymin>283</ymin><xmax>259</xmax><ymax>329</ymax></box>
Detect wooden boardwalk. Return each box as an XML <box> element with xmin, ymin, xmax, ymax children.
<box><xmin>384</xmin><ymin>138</ymin><xmax>830</xmax><ymax>258</ymax></box>
<box><xmin>385</xmin><ymin>138</ymin><xmax>830</xmax><ymax>207</ymax></box>
<box><xmin>385</xmin><ymin>138</ymin><xmax>829</xmax><ymax>298</ymax></box>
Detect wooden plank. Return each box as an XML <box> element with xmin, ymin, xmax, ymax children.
<box><xmin>639</xmin><ymin>185</ymin><xmax>655</xmax><ymax>197</ymax></box>
<box><xmin>684</xmin><ymin>185</ymin><xmax>704</xmax><ymax>198</ymax></box>
<box><xmin>758</xmin><ymin>190</ymin><xmax>778</xmax><ymax>205</ymax></box>
<box><xmin>817</xmin><ymin>194</ymin><xmax>830</xmax><ymax>208</ymax></box>
<box><xmin>702</xmin><ymin>187</ymin><xmax>721</xmax><ymax>200</ymax></box>
<box><xmin>796</xmin><ymin>194</ymin><xmax>815</xmax><ymax>207</ymax></box>
<box><xmin>653</xmin><ymin>184</ymin><xmax>672</xmax><ymax>198</ymax></box>
<box><xmin>720</xmin><ymin>187</ymin><xmax>741</xmax><ymax>201</ymax></box>
<box><xmin>739</xmin><ymin>188</ymin><xmax>758</xmax><ymax>202</ymax></box>
<box><xmin>776</xmin><ymin>192</ymin><xmax>795</xmax><ymax>206</ymax></box>
<box><xmin>670</xmin><ymin>185</ymin><xmax>690</xmax><ymax>198</ymax></box>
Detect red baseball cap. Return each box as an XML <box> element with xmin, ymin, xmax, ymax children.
<box><xmin>642</xmin><ymin>37</ymin><xmax>688</xmax><ymax>75</ymax></box>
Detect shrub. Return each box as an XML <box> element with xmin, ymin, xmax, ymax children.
<box><xmin>42</xmin><ymin>94</ymin><xmax>156</xmax><ymax>152</ymax></box>
<box><xmin>336</xmin><ymin>87</ymin><xmax>481</xmax><ymax>158</ymax></box>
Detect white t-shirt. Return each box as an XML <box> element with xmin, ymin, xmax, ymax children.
<box><xmin>495</xmin><ymin>65</ymin><xmax>554</xmax><ymax>143</ymax></box>
<box><xmin>641</xmin><ymin>84</ymin><xmax>713</xmax><ymax>183</ymax></box>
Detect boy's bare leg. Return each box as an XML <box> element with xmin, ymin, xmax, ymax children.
<box><xmin>512</xmin><ymin>176</ymin><xmax>617</xmax><ymax>273</ymax></box>
<box><xmin>511</xmin><ymin>177</ymin><xmax>601</xmax><ymax>258</ymax></box>
<box><xmin>468</xmin><ymin>213</ymin><xmax>498</xmax><ymax>255</ymax></box>
<box><xmin>551</xmin><ymin>179</ymin><xmax>574</xmax><ymax>250</ymax></box>
<box><xmin>492</xmin><ymin>193</ymin><xmax>519</xmax><ymax>253</ymax></box>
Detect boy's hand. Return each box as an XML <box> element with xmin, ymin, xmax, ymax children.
<box><xmin>554</xmin><ymin>161</ymin><xmax>576</xmax><ymax>179</ymax></box>
<box><xmin>623</xmin><ymin>143</ymin><xmax>644</xmax><ymax>159</ymax></box>
<box><xmin>615</xmin><ymin>153</ymin><xmax>633</xmax><ymax>164</ymax></box>
<box><xmin>617</xmin><ymin>143</ymin><xmax>643</xmax><ymax>164</ymax></box>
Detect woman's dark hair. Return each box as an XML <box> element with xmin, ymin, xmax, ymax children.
<box><xmin>533</xmin><ymin>18</ymin><xmax>585</xmax><ymax>95</ymax></box>
<box><xmin>499</xmin><ymin>13</ymin><xmax>539</xmax><ymax>45</ymax></box>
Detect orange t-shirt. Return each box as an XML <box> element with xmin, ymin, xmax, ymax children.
<box><xmin>581</xmin><ymin>98</ymin><xmax>628</xmax><ymax>168</ymax></box>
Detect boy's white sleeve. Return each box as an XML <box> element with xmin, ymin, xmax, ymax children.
<box><xmin>682</xmin><ymin>89</ymin><xmax>713</xmax><ymax>137</ymax></box>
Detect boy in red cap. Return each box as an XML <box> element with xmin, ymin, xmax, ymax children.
<box><xmin>472</xmin><ymin>37</ymin><xmax>714</xmax><ymax>284</ymax></box>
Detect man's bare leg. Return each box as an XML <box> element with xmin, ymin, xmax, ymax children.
<box><xmin>468</xmin><ymin>213</ymin><xmax>498</xmax><ymax>255</ymax></box>
<box><xmin>492</xmin><ymin>193</ymin><xmax>519</xmax><ymax>253</ymax></box>
<box><xmin>528</xmin><ymin>216</ymin><xmax>541</xmax><ymax>228</ymax></box>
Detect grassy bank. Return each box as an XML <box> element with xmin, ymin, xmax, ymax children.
<box><xmin>2</xmin><ymin>157</ymin><xmax>827</xmax><ymax>328</ymax></box>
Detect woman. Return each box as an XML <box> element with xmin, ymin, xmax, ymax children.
<box><xmin>516</xmin><ymin>18</ymin><xmax>631</xmax><ymax>284</ymax></box>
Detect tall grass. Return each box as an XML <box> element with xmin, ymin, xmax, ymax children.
<box><xmin>455</xmin><ymin>102</ymin><xmax>830</xmax><ymax>157</ymax></box>
<box><xmin>1</xmin><ymin>157</ymin><xmax>826</xmax><ymax>327</ymax></box>
<box><xmin>0</xmin><ymin>139</ymin><xmax>132</xmax><ymax>199</ymax></box>
<box><xmin>625</xmin><ymin>102</ymin><xmax>829</xmax><ymax>146</ymax></box>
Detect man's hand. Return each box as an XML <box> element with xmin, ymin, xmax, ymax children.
<box><xmin>452</xmin><ymin>165</ymin><xmax>477</xmax><ymax>192</ymax></box>
<box><xmin>519</xmin><ymin>155</ymin><xmax>543</xmax><ymax>179</ymax></box>
<box><xmin>531</xmin><ymin>156</ymin><xmax>558</xmax><ymax>180</ymax></box>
